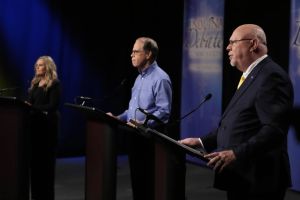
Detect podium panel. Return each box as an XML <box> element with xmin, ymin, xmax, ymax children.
<box><xmin>85</xmin><ymin>120</ymin><xmax>117</xmax><ymax>200</ymax></box>
<box><xmin>154</xmin><ymin>142</ymin><xmax>186</xmax><ymax>200</ymax></box>
<box><xmin>0</xmin><ymin>97</ymin><xmax>29</xmax><ymax>200</ymax></box>
<box><xmin>65</xmin><ymin>103</ymin><xmax>130</xmax><ymax>200</ymax></box>
<box><xmin>130</xmin><ymin>120</ymin><xmax>208</xmax><ymax>200</ymax></box>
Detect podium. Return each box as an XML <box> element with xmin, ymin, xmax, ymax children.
<box><xmin>0</xmin><ymin>96</ymin><xmax>30</xmax><ymax>200</ymax></box>
<box><xmin>130</xmin><ymin>120</ymin><xmax>208</xmax><ymax>200</ymax></box>
<box><xmin>65</xmin><ymin>103</ymin><xmax>139</xmax><ymax>200</ymax></box>
<box><xmin>130</xmin><ymin>120</ymin><xmax>208</xmax><ymax>161</ymax></box>
<box><xmin>66</xmin><ymin>103</ymin><xmax>207</xmax><ymax>200</ymax></box>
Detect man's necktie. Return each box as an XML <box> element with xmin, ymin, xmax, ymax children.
<box><xmin>237</xmin><ymin>76</ymin><xmax>246</xmax><ymax>89</ymax></box>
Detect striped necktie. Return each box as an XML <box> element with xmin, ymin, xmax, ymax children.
<box><xmin>237</xmin><ymin>76</ymin><xmax>246</xmax><ymax>89</ymax></box>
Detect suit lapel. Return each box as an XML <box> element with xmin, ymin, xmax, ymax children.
<box><xmin>221</xmin><ymin>57</ymin><xmax>270</xmax><ymax>119</ymax></box>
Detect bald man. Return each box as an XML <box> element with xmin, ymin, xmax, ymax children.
<box><xmin>180</xmin><ymin>24</ymin><xmax>294</xmax><ymax>200</ymax></box>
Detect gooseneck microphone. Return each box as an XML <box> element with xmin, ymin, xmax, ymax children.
<box><xmin>75</xmin><ymin>96</ymin><xmax>93</xmax><ymax>106</ymax></box>
<box><xmin>76</xmin><ymin>96</ymin><xmax>93</xmax><ymax>100</ymax></box>
<box><xmin>137</xmin><ymin>107</ymin><xmax>164</xmax><ymax>125</ymax></box>
<box><xmin>0</xmin><ymin>87</ymin><xmax>19</xmax><ymax>94</ymax></box>
<box><xmin>101</xmin><ymin>77</ymin><xmax>128</xmax><ymax>102</ymax></box>
<box><xmin>74</xmin><ymin>74</ymin><xmax>131</xmax><ymax>107</ymax></box>
<box><xmin>178</xmin><ymin>93</ymin><xmax>212</xmax><ymax>122</ymax></box>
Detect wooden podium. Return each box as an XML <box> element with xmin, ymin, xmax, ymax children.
<box><xmin>130</xmin><ymin>120</ymin><xmax>208</xmax><ymax>200</ymax></box>
<box><xmin>65</xmin><ymin>103</ymin><xmax>206</xmax><ymax>200</ymax></box>
<box><xmin>65</xmin><ymin>103</ymin><xmax>139</xmax><ymax>200</ymax></box>
<box><xmin>0</xmin><ymin>96</ymin><xmax>30</xmax><ymax>200</ymax></box>
<box><xmin>130</xmin><ymin>121</ymin><xmax>208</xmax><ymax>161</ymax></box>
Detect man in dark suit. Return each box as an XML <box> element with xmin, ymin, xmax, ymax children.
<box><xmin>179</xmin><ymin>24</ymin><xmax>294</xmax><ymax>200</ymax></box>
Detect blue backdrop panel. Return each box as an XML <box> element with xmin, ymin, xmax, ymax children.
<box><xmin>181</xmin><ymin>0</ymin><xmax>224</xmax><ymax>164</ymax></box>
<box><xmin>289</xmin><ymin>0</ymin><xmax>300</xmax><ymax>192</ymax></box>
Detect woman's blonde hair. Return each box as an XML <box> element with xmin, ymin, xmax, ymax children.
<box><xmin>29</xmin><ymin>56</ymin><xmax>58</xmax><ymax>91</ymax></box>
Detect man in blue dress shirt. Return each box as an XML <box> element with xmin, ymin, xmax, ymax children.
<box><xmin>109</xmin><ymin>37</ymin><xmax>172</xmax><ymax>200</ymax></box>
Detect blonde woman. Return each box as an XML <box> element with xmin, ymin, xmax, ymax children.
<box><xmin>27</xmin><ymin>56</ymin><xmax>61</xmax><ymax>200</ymax></box>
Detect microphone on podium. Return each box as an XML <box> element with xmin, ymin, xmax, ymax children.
<box><xmin>164</xmin><ymin>93</ymin><xmax>212</xmax><ymax>135</ymax></box>
<box><xmin>177</xmin><ymin>93</ymin><xmax>212</xmax><ymax>122</ymax></box>
<box><xmin>75</xmin><ymin>96</ymin><xmax>93</xmax><ymax>106</ymax></box>
<box><xmin>74</xmin><ymin>75</ymin><xmax>131</xmax><ymax>107</ymax></box>
<box><xmin>137</xmin><ymin>107</ymin><xmax>164</xmax><ymax>125</ymax></box>
<box><xmin>101</xmin><ymin>76</ymin><xmax>129</xmax><ymax>102</ymax></box>
<box><xmin>0</xmin><ymin>87</ymin><xmax>19</xmax><ymax>95</ymax></box>
<box><xmin>77</xmin><ymin>96</ymin><xmax>93</xmax><ymax>100</ymax></box>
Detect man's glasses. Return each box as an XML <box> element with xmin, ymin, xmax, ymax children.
<box><xmin>131</xmin><ymin>50</ymin><xmax>144</xmax><ymax>55</ymax></box>
<box><xmin>228</xmin><ymin>38</ymin><xmax>253</xmax><ymax>45</ymax></box>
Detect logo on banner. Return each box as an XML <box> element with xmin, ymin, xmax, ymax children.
<box><xmin>184</xmin><ymin>16</ymin><xmax>223</xmax><ymax>73</ymax></box>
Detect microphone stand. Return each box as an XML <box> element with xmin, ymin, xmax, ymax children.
<box><xmin>177</xmin><ymin>93</ymin><xmax>212</xmax><ymax>122</ymax></box>
<box><xmin>166</xmin><ymin>94</ymin><xmax>212</xmax><ymax>129</ymax></box>
<box><xmin>74</xmin><ymin>74</ymin><xmax>133</xmax><ymax>107</ymax></box>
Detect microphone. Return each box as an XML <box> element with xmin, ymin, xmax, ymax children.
<box><xmin>0</xmin><ymin>87</ymin><xmax>19</xmax><ymax>95</ymax></box>
<box><xmin>178</xmin><ymin>93</ymin><xmax>212</xmax><ymax>121</ymax></box>
<box><xmin>77</xmin><ymin>96</ymin><xmax>93</xmax><ymax>100</ymax></box>
<box><xmin>101</xmin><ymin>77</ymin><xmax>128</xmax><ymax>102</ymax></box>
<box><xmin>119</xmin><ymin>77</ymin><xmax>127</xmax><ymax>86</ymax></box>
<box><xmin>137</xmin><ymin>107</ymin><xmax>164</xmax><ymax>125</ymax></box>
<box><xmin>75</xmin><ymin>96</ymin><xmax>93</xmax><ymax>106</ymax></box>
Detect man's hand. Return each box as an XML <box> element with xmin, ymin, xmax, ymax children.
<box><xmin>106</xmin><ymin>112</ymin><xmax>118</xmax><ymax>119</ymax></box>
<box><xmin>178</xmin><ymin>138</ymin><xmax>201</xmax><ymax>147</ymax></box>
<box><xmin>127</xmin><ymin>119</ymin><xmax>143</xmax><ymax>128</ymax></box>
<box><xmin>204</xmin><ymin>150</ymin><xmax>236</xmax><ymax>173</ymax></box>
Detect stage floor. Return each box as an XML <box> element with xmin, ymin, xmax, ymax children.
<box><xmin>55</xmin><ymin>156</ymin><xmax>300</xmax><ymax>200</ymax></box>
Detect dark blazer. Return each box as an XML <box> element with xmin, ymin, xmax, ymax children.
<box><xmin>201</xmin><ymin>57</ymin><xmax>294</xmax><ymax>194</ymax></box>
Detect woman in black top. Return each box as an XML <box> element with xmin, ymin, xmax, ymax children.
<box><xmin>26</xmin><ymin>56</ymin><xmax>61</xmax><ymax>200</ymax></box>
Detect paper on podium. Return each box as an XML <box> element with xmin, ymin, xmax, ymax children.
<box><xmin>129</xmin><ymin>119</ymin><xmax>209</xmax><ymax>162</ymax></box>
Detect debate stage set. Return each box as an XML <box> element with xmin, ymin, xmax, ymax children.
<box><xmin>1</xmin><ymin>0</ymin><xmax>300</xmax><ymax>199</ymax></box>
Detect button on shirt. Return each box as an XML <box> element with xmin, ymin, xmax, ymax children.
<box><xmin>118</xmin><ymin>61</ymin><xmax>172</xmax><ymax>127</ymax></box>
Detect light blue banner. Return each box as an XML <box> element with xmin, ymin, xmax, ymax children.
<box><xmin>289</xmin><ymin>0</ymin><xmax>300</xmax><ymax>192</ymax></box>
<box><xmin>181</xmin><ymin>0</ymin><xmax>224</xmax><ymax>163</ymax></box>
